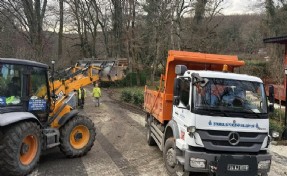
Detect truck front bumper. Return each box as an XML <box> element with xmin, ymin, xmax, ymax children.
<box><xmin>177</xmin><ymin>149</ymin><xmax>271</xmax><ymax>175</ymax></box>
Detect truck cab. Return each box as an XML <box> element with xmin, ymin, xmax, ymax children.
<box><xmin>144</xmin><ymin>50</ymin><xmax>274</xmax><ymax>176</ymax></box>
<box><xmin>173</xmin><ymin>66</ymin><xmax>272</xmax><ymax>175</ymax></box>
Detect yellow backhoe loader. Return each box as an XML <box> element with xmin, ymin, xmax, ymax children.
<box><xmin>0</xmin><ymin>59</ymin><xmax>99</xmax><ymax>176</ymax></box>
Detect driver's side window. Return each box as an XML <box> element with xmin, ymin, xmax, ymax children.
<box><xmin>179</xmin><ymin>79</ymin><xmax>190</xmax><ymax>107</ymax></box>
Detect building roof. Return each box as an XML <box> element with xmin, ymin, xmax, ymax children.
<box><xmin>263</xmin><ymin>35</ymin><xmax>287</xmax><ymax>44</ymax></box>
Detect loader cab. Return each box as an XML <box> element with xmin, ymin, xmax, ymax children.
<box><xmin>0</xmin><ymin>58</ymin><xmax>50</xmax><ymax>122</ymax></box>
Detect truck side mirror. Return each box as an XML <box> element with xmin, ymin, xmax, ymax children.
<box><xmin>268</xmin><ymin>85</ymin><xmax>275</xmax><ymax>104</ymax></box>
<box><xmin>175</xmin><ymin>65</ymin><xmax>187</xmax><ymax>76</ymax></box>
<box><xmin>268</xmin><ymin>104</ymin><xmax>274</xmax><ymax>113</ymax></box>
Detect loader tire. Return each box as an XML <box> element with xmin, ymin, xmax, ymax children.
<box><xmin>0</xmin><ymin>122</ymin><xmax>41</xmax><ymax>176</ymax></box>
<box><xmin>60</xmin><ymin>115</ymin><xmax>96</xmax><ymax>158</ymax></box>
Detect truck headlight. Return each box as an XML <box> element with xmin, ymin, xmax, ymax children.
<box><xmin>187</xmin><ymin>126</ymin><xmax>196</xmax><ymax>133</ymax></box>
<box><xmin>258</xmin><ymin>160</ymin><xmax>271</xmax><ymax>170</ymax></box>
<box><xmin>271</xmin><ymin>131</ymin><xmax>279</xmax><ymax>138</ymax></box>
<box><xmin>190</xmin><ymin>158</ymin><xmax>206</xmax><ymax>168</ymax></box>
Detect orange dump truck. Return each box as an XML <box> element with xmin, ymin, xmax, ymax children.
<box><xmin>144</xmin><ymin>50</ymin><xmax>274</xmax><ymax>176</ymax></box>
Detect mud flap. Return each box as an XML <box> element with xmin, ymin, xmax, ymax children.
<box><xmin>215</xmin><ymin>155</ymin><xmax>257</xmax><ymax>176</ymax></box>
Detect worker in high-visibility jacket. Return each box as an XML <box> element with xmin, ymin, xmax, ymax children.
<box><xmin>78</xmin><ymin>87</ymin><xmax>87</xmax><ymax>109</ymax></box>
<box><xmin>92</xmin><ymin>83</ymin><xmax>101</xmax><ymax>107</ymax></box>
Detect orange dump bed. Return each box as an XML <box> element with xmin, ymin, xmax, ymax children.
<box><xmin>144</xmin><ymin>50</ymin><xmax>245</xmax><ymax>124</ymax></box>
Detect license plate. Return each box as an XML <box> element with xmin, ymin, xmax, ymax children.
<box><xmin>227</xmin><ymin>164</ymin><xmax>249</xmax><ymax>171</ymax></box>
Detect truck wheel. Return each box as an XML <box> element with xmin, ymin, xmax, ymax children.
<box><xmin>0</xmin><ymin>122</ymin><xmax>41</xmax><ymax>176</ymax></box>
<box><xmin>164</xmin><ymin>137</ymin><xmax>188</xmax><ymax>176</ymax></box>
<box><xmin>147</xmin><ymin>119</ymin><xmax>156</xmax><ymax>146</ymax></box>
<box><xmin>60</xmin><ymin>115</ymin><xmax>96</xmax><ymax>157</ymax></box>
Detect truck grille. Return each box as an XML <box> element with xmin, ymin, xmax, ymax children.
<box><xmin>197</xmin><ymin>130</ymin><xmax>267</xmax><ymax>152</ymax></box>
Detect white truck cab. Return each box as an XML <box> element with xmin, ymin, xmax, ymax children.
<box><xmin>171</xmin><ymin>65</ymin><xmax>272</xmax><ymax>175</ymax></box>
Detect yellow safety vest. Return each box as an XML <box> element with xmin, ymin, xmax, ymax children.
<box><xmin>78</xmin><ymin>88</ymin><xmax>87</xmax><ymax>99</ymax></box>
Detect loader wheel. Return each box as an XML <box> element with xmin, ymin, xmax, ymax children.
<box><xmin>60</xmin><ymin>115</ymin><xmax>96</xmax><ymax>157</ymax></box>
<box><xmin>146</xmin><ymin>118</ymin><xmax>156</xmax><ymax>146</ymax></box>
<box><xmin>0</xmin><ymin>122</ymin><xmax>41</xmax><ymax>176</ymax></box>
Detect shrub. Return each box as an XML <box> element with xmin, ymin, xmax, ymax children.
<box><xmin>269</xmin><ymin>108</ymin><xmax>286</xmax><ymax>139</ymax></box>
<box><xmin>269</xmin><ymin>119</ymin><xmax>285</xmax><ymax>136</ymax></box>
<box><xmin>133</xmin><ymin>91</ymin><xmax>144</xmax><ymax>106</ymax></box>
<box><xmin>101</xmin><ymin>72</ymin><xmax>147</xmax><ymax>88</ymax></box>
<box><xmin>121</xmin><ymin>89</ymin><xmax>133</xmax><ymax>103</ymax></box>
<box><xmin>269</xmin><ymin>108</ymin><xmax>285</xmax><ymax>122</ymax></box>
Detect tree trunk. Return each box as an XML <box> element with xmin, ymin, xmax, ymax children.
<box><xmin>58</xmin><ymin>0</ymin><xmax>64</xmax><ymax>61</ymax></box>
<box><xmin>151</xmin><ymin>36</ymin><xmax>160</xmax><ymax>85</ymax></box>
<box><xmin>112</xmin><ymin>0</ymin><xmax>123</xmax><ymax>57</ymax></box>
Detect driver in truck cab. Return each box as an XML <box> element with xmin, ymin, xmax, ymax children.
<box><xmin>200</xmin><ymin>83</ymin><xmax>246</xmax><ymax>107</ymax></box>
<box><xmin>210</xmin><ymin>84</ymin><xmax>225</xmax><ymax>106</ymax></box>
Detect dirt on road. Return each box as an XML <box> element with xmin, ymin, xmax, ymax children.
<box><xmin>30</xmin><ymin>87</ymin><xmax>287</xmax><ymax>176</ymax></box>
<box><xmin>31</xmin><ymin>87</ymin><xmax>166</xmax><ymax>176</ymax></box>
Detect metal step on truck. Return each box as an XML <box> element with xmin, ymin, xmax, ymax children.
<box><xmin>144</xmin><ymin>50</ymin><xmax>276</xmax><ymax>176</ymax></box>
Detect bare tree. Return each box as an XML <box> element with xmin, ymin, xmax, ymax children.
<box><xmin>143</xmin><ymin>0</ymin><xmax>173</xmax><ymax>84</ymax></box>
<box><xmin>183</xmin><ymin>0</ymin><xmax>225</xmax><ymax>52</ymax></box>
<box><xmin>170</xmin><ymin>0</ymin><xmax>192</xmax><ymax>50</ymax></box>
<box><xmin>111</xmin><ymin>0</ymin><xmax>124</xmax><ymax>57</ymax></box>
<box><xmin>0</xmin><ymin>0</ymin><xmax>48</xmax><ymax>60</ymax></box>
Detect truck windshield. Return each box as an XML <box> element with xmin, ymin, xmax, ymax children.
<box><xmin>194</xmin><ymin>78</ymin><xmax>267</xmax><ymax>114</ymax></box>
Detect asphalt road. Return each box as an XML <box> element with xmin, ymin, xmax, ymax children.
<box><xmin>30</xmin><ymin>88</ymin><xmax>287</xmax><ymax>176</ymax></box>
<box><xmin>31</xmin><ymin>88</ymin><xmax>166</xmax><ymax>176</ymax></box>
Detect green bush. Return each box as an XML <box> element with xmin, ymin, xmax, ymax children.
<box><xmin>120</xmin><ymin>88</ymin><xmax>144</xmax><ymax>107</ymax></box>
<box><xmin>269</xmin><ymin>108</ymin><xmax>286</xmax><ymax>139</ymax></box>
<box><xmin>239</xmin><ymin>61</ymin><xmax>269</xmax><ymax>78</ymax></box>
<box><xmin>121</xmin><ymin>89</ymin><xmax>133</xmax><ymax>103</ymax></box>
<box><xmin>133</xmin><ymin>91</ymin><xmax>144</xmax><ymax>106</ymax></box>
<box><xmin>101</xmin><ymin>72</ymin><xmax>147</xmax><ymax>88</ymax></box>
<box><xmin>269</xmin><ymin>108</ymin><xmax>285</xmax><ymax>121</ymax></box>
<box><xmin>269</xmin><ymin>119</ymin><xmax>285</xmax><ymax>135</ymax></box>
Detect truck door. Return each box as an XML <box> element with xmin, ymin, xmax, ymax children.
<box><xmin>173</xmin><ymin>78</ymin><xmax>192</xmax><ymax>132</ymax></box>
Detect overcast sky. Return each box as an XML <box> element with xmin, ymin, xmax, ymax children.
<box><xmin>222</xmin><ymin>0</ymin><xmax>261</xmax><ymax>15</ymax></box>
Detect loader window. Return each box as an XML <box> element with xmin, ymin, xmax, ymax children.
<box><xmin>0</xmin><ymin>64</ymin><xmax>24</xmax><ymax>106</ymax></box>
<box><xmin>28</xmin><ymin>67</ymin><xmax>48</xmax><ymax>112</ymax></box>
<box><xmin>30</xmin><ymin>67</ymin><xmax>48</xmax><ymax>98</ymax></box>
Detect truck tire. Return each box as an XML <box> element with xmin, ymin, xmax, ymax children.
<box><xmin>0</xmin><ymin>122</ymin><xmax>41</xmax><ymax>176</ymax></box>
<box><xmin>60</xmin><ymin>115</ymin><xmax>96</xmax><ymax>157</ymax></box>
<box><xmin>147</xmin><ymin>118</ymin><xmax>156</xmax><ymax>146</ymax></box>
<box><xmin>164</xmin><ymin>137</ymin><xmax>189</xmax><ymax>176</ymax></box>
